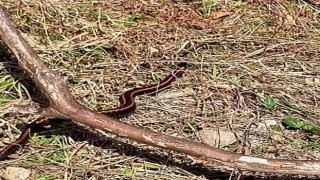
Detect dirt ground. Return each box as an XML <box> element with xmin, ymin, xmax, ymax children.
<box><xmin>0</xmin><ymin>0</ymin><xmax>320</xmax><ymax>179</ymax></box>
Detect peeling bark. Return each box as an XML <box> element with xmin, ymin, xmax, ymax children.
<box><xmin>0</xmin><ymin>7</ymin><xmax>319</xmax><ymax>175</ymax></box>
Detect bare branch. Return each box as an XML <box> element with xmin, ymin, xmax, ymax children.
<box><xmin>0</xmin><ymin>7</ymin><xmax>319</xmax><ymax>175</ymax></box>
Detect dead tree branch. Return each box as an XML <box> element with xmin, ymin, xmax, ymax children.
<box><xmin>0</xmin><ymin>7</ymin><xmax>319</xmax><ymax>175</ymax></box>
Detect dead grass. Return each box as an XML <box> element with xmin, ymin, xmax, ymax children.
<box><xmin>0</xmin><ymin>0</ymin><xmax>320</xmax><ymax>179</ymax></box>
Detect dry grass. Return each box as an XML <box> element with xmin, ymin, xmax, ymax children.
<box><xmin>0</xmin><ymin>0</ymin><xmax>320</xmax><ymax>179</ymax></box>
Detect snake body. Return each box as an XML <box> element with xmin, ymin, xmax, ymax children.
<box><xmin>0</xmin><ymin>63</ymin><xmax>186</xmax><ymax>160</ymax></box>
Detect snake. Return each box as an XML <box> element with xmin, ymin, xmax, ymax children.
<box><xmin>0</xmin><ymin>63</ymin><xmax>187</xmax><ymax>160</ymax></box>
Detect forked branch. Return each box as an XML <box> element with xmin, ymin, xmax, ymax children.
<box><xmin>0</xmin><ymin>7</ymin><xmax>319</xmax><ymax>175</ymax></box>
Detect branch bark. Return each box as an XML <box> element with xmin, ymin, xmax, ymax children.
<box><xmin>0</xmin><ymin>7</ymin><xmax>319</xmax><ymax>175</ymax></box>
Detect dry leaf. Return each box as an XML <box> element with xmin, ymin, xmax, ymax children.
<box><xmin>305</xmin><ymin>77</ymin><xmax>320</xmax><ymax>86</ymax></box>
<box><xmin>197</xmin><ymin>88</ymin><xmax>213</xmax><ymax>101</ymax></box>
<box><xmin>148</xmin><ymin>46</ymin><xmax>159</xmax><ymax>54</ymax></box>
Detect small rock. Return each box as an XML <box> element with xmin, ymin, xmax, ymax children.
<box><xmin>5</xmin><ymin>167</ymin><xmax>31</xmax><ymax>180</ymax></box>
<box><xmin>200</xmin><ymin>129</ymin><xmax>237</xmax><ymax>147</ymax></box>
<box><xmin>265</xmin><ymin>120</ymin><xmax>278</xmax><ymax>127</ymax></box>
